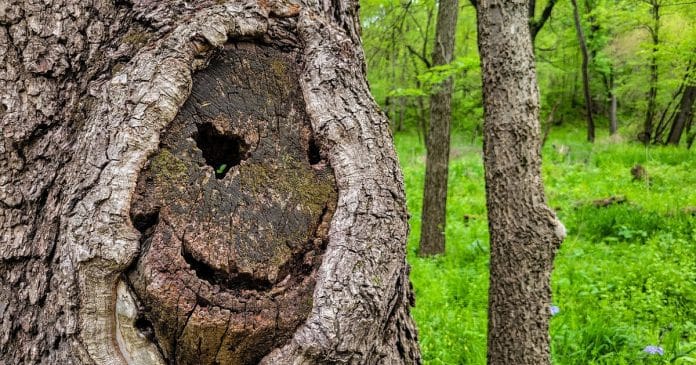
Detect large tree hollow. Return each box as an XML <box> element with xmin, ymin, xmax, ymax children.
<box><xmin>126</xmin><ymin>42</ymin><xmax>337</xmax><ymax>365</ymax></box>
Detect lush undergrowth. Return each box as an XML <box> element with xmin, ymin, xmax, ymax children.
<box><xmin>396</xmin><ymin>127</ymin><xmax>696</xmax><ymax>364</ymax></box>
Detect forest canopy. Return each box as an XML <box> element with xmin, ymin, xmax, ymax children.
<box><xmin>361</xmin><ymin>0</ymin><xmax>696</xmax><ymax>145</ymax></box>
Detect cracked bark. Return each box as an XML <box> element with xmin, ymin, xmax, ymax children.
<box><xmin>476</xmin><ymin>0</ymin><xmax>565</xmax><ymax>364</ymax></box>
<box><xmin>0</xmin><ymin>0</ymin><xmax>420</xmax><ymax>364</ymax></box>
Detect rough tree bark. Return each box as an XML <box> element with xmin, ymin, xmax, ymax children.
<box><xmin>419</xmin><ymin>0</ymin><xmax>458</xmax><ymax>256</ymax></box>
<box><xmin>0</xmin><ymin>0</ymin><xmax>420</xmax><ymax>364</ymax></box>
<box><xmin>571</xmin><ymin>0</ymin><xmax>595</xmax><ymax>142</ymax></box>
<box><xmin>476</xmin><ymin>0</ymin><xmax>566</xmax><ymax>364</ymax></box>
<box><xmin>469</xmin><ymin>0</ymin><xmax>558</xmax><ymax>45</ymax></box>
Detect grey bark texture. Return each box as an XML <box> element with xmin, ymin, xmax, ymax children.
<box><xmin>475</xmin><ymin>0</ymin><xmax>566</xmax><ymax>364</ymax></box>
<box><xmin>418</xmin><ymin>0</ymin><xmax>458</xmax><ymax>256</ymax></box>
<box><xmin>0</xmin><ymin>0</ymin><xmax>421</xmax><ymax>364</ymax></box>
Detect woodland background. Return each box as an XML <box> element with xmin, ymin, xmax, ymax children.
<box><xmin>360</xmin><ymin>0</ymin><xmax>696</xmax><ymax>363</ymax></box>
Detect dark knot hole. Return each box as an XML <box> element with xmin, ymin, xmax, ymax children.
<box><xmin>133</xmin><ymin>315</ymin><xmax>156</xmax><ymax>341</ymax></box>
<box><xmin>307</xmin><ymin>137</ymin><xmax>322</xmax><ymax>165</ymax></box>
<box><xmin>193</xmin><ymin>123</ymin><xmax>249</xmax><ymax>179</ymax></box>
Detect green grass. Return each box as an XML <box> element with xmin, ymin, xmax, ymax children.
<box><xmin>396</xmin><ymin>126</ymin><xmax>696</xmax><ymax>364</ymax></box>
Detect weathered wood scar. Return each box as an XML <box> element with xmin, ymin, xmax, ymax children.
<box><xmin>126</xmin><ymin>42</ymin><xmax>337</xmax><ymax>365</ymax></box>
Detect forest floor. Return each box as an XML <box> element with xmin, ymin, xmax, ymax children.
<box><xmin>396</xmin><ymin>126</ymin><xmax>696</xmax><ymax>364</ymax></box>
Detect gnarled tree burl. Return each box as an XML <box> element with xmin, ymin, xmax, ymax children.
<box><xmin>0</xmin><ymin>1</ymin><xmax>420</xmax><ymax>364</ymax></box>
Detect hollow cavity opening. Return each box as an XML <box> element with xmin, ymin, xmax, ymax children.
<box><xmin>193</xmin><ymin>123</ymin><xmax>248</xmax><ymax>179</ymax></box>
<box><xmin>181</xmin><ymin>245</ymin><xmax>273</xmax><ymax>291</ymax></box>
<box><xmin>307</xmin><ymin>137</ymin><xmax>321</xmax><ymax>165</ymax></box>
<box><xmin>133</xmin><ymin>316</ymin><xmax>155</xmax><ymax>339</ymax></box>
<box><xmin>131</xmin><ymin>210</ymin><xmax>159</xmax><ymax>234</ymax></box>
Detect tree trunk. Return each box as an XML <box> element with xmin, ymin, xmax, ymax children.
<box><xmin>419</xmin><ymin>0</ymin><xmax>459</xmax><ymax>256</ymax></box>
<box><xmin>642</xmin><ymin>0</ymin><xmax>660</xmax><ymax>144</ymax></box>
<box><xmin>666</xmin><ymin>84</ymin><xmax>695</xmax><ymax>145</ymax></box>
<box><xmin>687</xmin><ymin>119</ymin><xmax>696</xmax><ymax>149</ymax></box>
<box><xmin>397</xmin><ymin>45</ymin><xmax>408</xmax><ymax>133</ymax></box>
<box><xmin>476</xmin><ymin>0</ymin><xmax>566</xmax><ymax>364</ymax></box>
<box><xmin>0</xmin><ymin>1</ymin><xmax>420</xmax><ymax>364</ymax></box>
<box><xmin>609</xmin><ymin>70</ymin><xmax>618</xmax><ymax>135</ymax></box>
<box><xmin>571</xmin><ymin>0</ymin><xmax>595</xmax><ymax>142</ymax></box>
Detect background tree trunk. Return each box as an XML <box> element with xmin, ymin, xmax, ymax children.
<box><xmin>609</xmin><ymin>70</ymin><xmax>619</xmax><ymax>135</ymax></box>
<box><xmin>419</xmin><ymin>0</ymin><xmax>459</xmax><ymax>256</ymax></box>
<box><xmin>642</xmin><ymin>0</ymin><xmax>660</xmax><ymax>144</ymax></box>
<box><xmin>571</xmin><ymin>0</ymin><xmax>596</xmax><ymax>142</ymax></box>
<box><xmin>0</xmin><ymin>1</ymin><xmax>420</xmax><ymax>364</ymax></box>
<box><xmin>667</xmin><ymin>84</ymin><xmax>695</xmax><ymax>145</ymax></box>
<box><xmin>469</xmin><ymin>0</ymin><xmax>559</xmax><ymax>46</ymax></box>
<box><xmin>687</xmin><ymin>120</ymin><xmax>696</xmax><ymax>149</ymax></box>
<box><xmin>476</xmin><ymin>0</ymin><xmax>566</xmax><ymax>363</ymax></box>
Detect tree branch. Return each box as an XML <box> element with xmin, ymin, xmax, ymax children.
<box><xmin>530</xmin><ymin>0</ymin><xmax>558</xmax><ymax>41</ymax></box>
<box><xmin>406</xmin><ymin>44</ymin><xmax>432</xmax><ymax>68</ymax></box>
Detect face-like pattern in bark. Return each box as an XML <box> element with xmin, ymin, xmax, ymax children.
<box><xmin>127</xmin><ymin>42</ymin><xmax>337</xmax><ymax>365</ymax></box>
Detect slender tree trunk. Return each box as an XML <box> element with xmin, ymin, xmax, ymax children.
<box><xmin>398</xmin><ymin>47</ymin><xmax>408</xmax><ymax>132</ymax></box>
<box><xmin>610</xmin><ymin>91</ymin><xmax>619</xmax><ymax>135</ymax></box>
<box><xmin>654</xmin><ymin>61</ymin><xmax>694</xmax><ymax>143</ymax></box>
<box><xmin>389</xmin><ymin>26</ymin><xmax>399</xmax><ymax>131</ymax></box>
<box><xmin>686</xmin><ymin>118</ymin><xmax>695</xmax><ymax>149</ymax></box>
<box><xmin>0</xmin><ymin>1</ymin><xmax>420</xmax><ymax>364</ymax></box>
<box><xmin>419</xmin><ymin>0</ymin><xmax>459</xmax><ymax>256</ymax></box>
<box><xmin>609</xmin><ymin>69</ymin><xmax>619</xmax><ymax>135</ymax></box>
<box><xmin>653</xmin><ymin>84</ymin><xmax>684</xmax><ymax>143</ymax></box>
<box><xmin>642</xmin><ymin>0</ymin><xmax>660</xmax><ymax>144</ymax></box>
<box><xmin>418</xmin><ymin>92</ymin><xmax>429</xmax><ymax>143</ymax></box>
<box><xmin>399</xmin><ymin>97</ymin><xmax>406</xmax><ymax>132</ymax></box>
<box><xmin>571</xmin><ymin>0</ymin><xmax>595</xmax><ymax>142</ymax></box>
<box><xmin>409</xmin><ymin>50</ymin><xmax>429</xmax><ymax>143</ymax></box>
<box><xmin>667</xmin><ymin>84</ymin><xmax>696</xmax><ymax>145</ymax></box>
<box><xmin>476</xmin><ymin>0</ymin><xmax>566</xmax><ymax>363</ymax></box>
